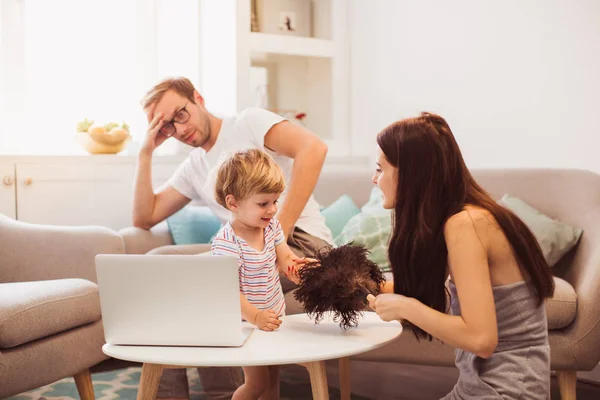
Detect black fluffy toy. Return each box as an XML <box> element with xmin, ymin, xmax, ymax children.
<box><xmin>293</xmin><ymin>243</ymin><xmax>386</xmax><ymax>330</ymax></box>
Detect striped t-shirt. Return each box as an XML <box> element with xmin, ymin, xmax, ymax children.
<box><xmin>211</xmin><ymin>218</ymin><xmax>286</xmax><ymax>317</ymax></box>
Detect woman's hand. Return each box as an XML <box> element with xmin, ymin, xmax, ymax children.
<box><xmin>254</xmin><ymin>309</ymin><xmax>282</xmax><ymax>331</ymax></box>
<box><xmin>367</xmin><ymin>293</ymin><xmax>412</xmax><ymax>322</ymax></box>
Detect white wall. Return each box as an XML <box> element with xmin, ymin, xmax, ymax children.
<box><xmin>349</xmin><ymin>0</ymin><xmax>600</xmax><ymax>172</ymax></box>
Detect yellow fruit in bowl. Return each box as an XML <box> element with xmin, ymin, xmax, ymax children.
<box><xmin>87</xmin><ymin>124</ymin><xmax>107</xmax><ymax>136</ymax></box>
<box><xmin>76</xmin><ymin>119</ymin><xmax>131</xmax><ymax>154</ymax></box>
<box><xmin>108</xmin><ymin>127</ymin><xmax>130</xmax><ymax>142</ymax></box>
<box><xmin>88</xmin><ymin>125</ymin><xmax>130</xmax><ymax>146</ymax></box>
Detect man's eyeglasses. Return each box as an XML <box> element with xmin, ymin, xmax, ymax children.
<box><xmin>159</xmin><ymin>103</ymin><xmax>190</xmax><ymax>137</ymax></box>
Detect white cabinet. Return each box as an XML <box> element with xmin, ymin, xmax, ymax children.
<box><xmin>0</xmin><ymin>156</ymin><xmax>183</xmax><ymax>231</ymax></box>
<box><xmin>0</xmin><ymin>154</ymin><xmax>363</xmax><ymax>230</ymax></box>
<box><xmin>15</xmin><ymin>163</ymin><xmax>133</xmax><ymax>230</ymax></box>
<box><xmin>0</xmin><ymin>163</ymin><xmax>16</xmax><ymax>219</ymax></box>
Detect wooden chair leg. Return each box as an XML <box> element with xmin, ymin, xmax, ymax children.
<box><xmin>73</xmin><ymin>369</ymin><xmax>95</xmax><ymax>400</ymax></box>
<box><xmin>306</xmin><ymin>360</ymin><xmax>330</xmax><ymax>400</ymax></box>
<box><xmin>556</xmin><ymin>370</ymin><xmax>577</xmax><ymax>400</ymax></box>
<box><xmin>338</xmin><ymin>357</ymin><xmax>351</xmax><ymax>400</ymax></box>
<box><xmin>136</xmin><ymin>363</ymin><xmax>164</xmax><ymax>400</ymax></box>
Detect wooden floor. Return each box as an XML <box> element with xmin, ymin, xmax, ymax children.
<box><xmin>279</xmin><ymin>360</ymin><xmax>600</xmax><ymax>400</ymax></box>
<box><xmin>93</xmin><ymin>358</ymin><xmax>600</xmax><ymax>399</ymax></box>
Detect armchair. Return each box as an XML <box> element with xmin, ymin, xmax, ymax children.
<box><xmin>0</xmin><ymin>214</ymin><xmax>125</xmax><ymax>399</ymax></box>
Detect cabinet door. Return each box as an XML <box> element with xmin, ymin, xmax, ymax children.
<box><xmin>151</xmin><ymin>162</ymin><xmax>181</xmax><ymax>190</ymax></box>
<box><xmin>0</xmin><ymin>164</ymin><xmax>16</xmax><ymax>219</ymax></box>
<box><xmin>16</xmin><ymin>163</ymin><xmax>133</xmax><ymax>230</ymax></box>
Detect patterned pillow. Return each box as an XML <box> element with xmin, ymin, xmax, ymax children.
<box><xmin>334</xmin><ymin>187</ymin><xmax>392</xmax><ymax>272</ymax></box>
<box><xmin>499</xmin><ymin>194</ymin><xmax>583</xmax><ymax>267</ymax></box>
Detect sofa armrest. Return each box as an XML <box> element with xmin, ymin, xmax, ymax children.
<box><xmin>118</xmin><ymin>221</ymin><xmax>174</xmax><ymax>254</ymax></box>
<box><xmin>0</xmin><ymin>279</ymin><xmax>100</xmax><ymax>348</ymax></box>
<box><xmin>552</xmin><ymin>226</ymin><xmax>600</xmax><ymax>370</ymax></box>
<box><xmin>0</xmin><ymin>215</ymin><xmax>124</xmax><ymax>284</ymax></box>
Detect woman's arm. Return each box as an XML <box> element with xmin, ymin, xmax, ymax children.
<box><xmin>380</xmin><ymin>280</ymin><xmax>394</xmax><ymax>294</ymax></box>
<box><xmin>371</xmin><ymin>210</ymin><xmax>498</xmax><ymax>358</ymax></box>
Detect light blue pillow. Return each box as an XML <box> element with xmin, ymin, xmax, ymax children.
<box><xmin>166</xmin><ymin>206</ymin><xmax>222</xmax><ymax>245</ymax></box>
<box><xmin>320</xmin><ymin>195</ymin><xmax>361</xmax><ymax>239</ymax></box>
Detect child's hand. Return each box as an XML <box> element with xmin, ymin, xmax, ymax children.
<box><xmin>254</xmin><ymin>309</ymin><xmax>282</xmax><ymax>331</ymax></box>
<box><xmin>295</xmin><ymin>257</ymin><xmax>318</xmax><ymax>265</ymax></box>
<box><xmin>286</xmin><ymin>257</ymin><xmax>319</xmax><ymax>284</ymax></box>
<box><xmin>286</xmin><ymin>264</ymin><xmax>301</xmax><ymax>284</ymax></box>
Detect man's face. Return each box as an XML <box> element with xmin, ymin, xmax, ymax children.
<box><xmin>147</xmin><ymin>90</ymin><xmax>211</xmax><ymax>148</ymax></box>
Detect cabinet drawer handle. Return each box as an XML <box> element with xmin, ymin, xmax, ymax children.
<box><xmin>2</xmin><ymin>176</ymin><xmax>13</xmax><ymax>186</ymax></box>
<box><xmin>24</xmin><ymin>177</ymin><xmax>33</xmax><ymax>186</ymax></box>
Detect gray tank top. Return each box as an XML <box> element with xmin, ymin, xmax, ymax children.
<box><xmin>441</xmin><ymin>280</ymin><xmax>550</xmax><ymax>400</ymax></box>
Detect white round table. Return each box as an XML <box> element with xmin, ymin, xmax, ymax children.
<box><xmin>103</xmin><ymin>312</ymin><xmax>402</xmax><ymax>400</ymax></box>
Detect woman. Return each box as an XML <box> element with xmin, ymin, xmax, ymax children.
<box><xmin>367</xmin><ymin>112</ymin><xmax>554</xmax><ymax>399</ymax></box>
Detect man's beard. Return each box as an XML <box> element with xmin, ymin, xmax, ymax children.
<box><xmin>192</xmin><ymin>115</ymin><xmax>212</xmax><ymax>147</ymax></box>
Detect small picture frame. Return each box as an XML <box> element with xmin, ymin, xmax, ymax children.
<box><xmin>255</xmin><ymin>0</ymin><xmax>311</xmax><ymax>37</ymax></box>
<box><xmin>278</xmin><ymin>11</ymin><xmax>297</xmax><ymax>33</ymax></box>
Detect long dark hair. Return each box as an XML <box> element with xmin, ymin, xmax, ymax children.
<box><xmin>377</xmin><ymin>112</ymin><xmax>555</xmax><ymax>341</ymax></box>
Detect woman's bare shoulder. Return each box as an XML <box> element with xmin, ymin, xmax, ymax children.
<box><xmin>445</xmin><ymin>206</ymin><xmax>495</xmax><ymax>233</ymax></box>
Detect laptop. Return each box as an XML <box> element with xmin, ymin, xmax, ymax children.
<box><xmin>95</xmin><ymin>253</ymin><xmax>253</xmax><ymax>347</ymax></box>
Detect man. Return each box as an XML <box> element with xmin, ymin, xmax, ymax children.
<box><xmin>133</xmin><ymin>76</ymin><xmax>333</xmax><ymax>398</ymax></box>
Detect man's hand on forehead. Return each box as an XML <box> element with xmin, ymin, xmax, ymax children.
<box><xmin>145</xmin><ymin>103</ymin><xmax>157</xmax><ymax>123</ymax></box>
<box><xmin>148</xmin><ymin>104</ymin><xmax>167</xmax><ymax>126</ymax></box>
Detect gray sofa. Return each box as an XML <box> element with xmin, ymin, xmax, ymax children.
<box><xmin>3</xmin><ymin>167</ymin><xmax>595</xmax><ymax>399</ymax></box>
<box><xmin>120</xmin><ymin>167</ymin><xmax>600</xmax><ymax>400</ymax></box>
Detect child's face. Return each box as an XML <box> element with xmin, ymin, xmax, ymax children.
<box><xmin>233</xmin><ymin>192</ymin><xmax>281</xmax><ymax>229</ymax></box>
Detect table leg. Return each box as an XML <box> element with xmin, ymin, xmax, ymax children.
<box><xmin>306</xmin><ymin>360</ymin><xmax>329</xmax><ymax>400</ymax></box>
<box><xmin>136</xmin><ymin>363</ymin><xmax>164</xmax><ymax>400</ymax></box>
<box><xmin>338</xmin><ymin>357</ymin><xmax>351</xmax><ymax>400</ymax></box>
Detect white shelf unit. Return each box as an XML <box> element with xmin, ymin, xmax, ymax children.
<box><xmin>198</xmin><ymin>0</ymin><xmax>350</xmax><ymax>156</ymax></box>
<box><xmin>248</xmin><ymin>32</ymin><xmax>334</xmax><ymax>58</ymax></box>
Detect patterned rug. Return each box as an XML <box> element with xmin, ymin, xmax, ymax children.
<box><xmin>8</xmin><ymin>367</ymin><xmax>204</xmax><ymax>400</ymax></box>
<box><xmin>9</xmin><ymin>365</ymin><xmax>368</xmax><ymax>400</ymax></box>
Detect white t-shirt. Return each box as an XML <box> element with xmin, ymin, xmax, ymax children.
<box><xmin>167</xmin><ymin>107</ymin><xmax>333</xmax><ymax>244</ymax></box>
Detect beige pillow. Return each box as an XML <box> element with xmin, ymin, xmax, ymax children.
<box><xmin>499</xmin><ymin>194</ymin><xmax>583</xmax><ymax>267</ymax></box>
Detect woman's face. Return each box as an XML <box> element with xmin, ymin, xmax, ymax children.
<box><xmin>372</xmin><ymin>146</ymin><xmax>398</xmax><ymax>209</ymax></box>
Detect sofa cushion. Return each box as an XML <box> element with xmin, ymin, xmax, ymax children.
<box><xmin>321</xmin><ymin>194</ymin><xmax>361</xmax><ymax>239</ymax></box>
<box><xmin>167</xmin><ymin>206</ymin><xmax>222</xmax><ymax>245</ymax></box>
<box><xmin>335</xmin><ymin>187</ymin><xmax>392</xmax><ymax>272</ymax></box>
<box><xmin>499</xmin><ymin>194</ymin><xmax>583</xmax><ymax>267</ymax></box>
<box><xmin>0</xmin><ymin>278</ymin><xmax>101</xmax><ymax>349</ymax></box>
<box><xmin>546</xmin><ymin>277</ymin><xmax>577</xmax><ymax>330</ymax></box>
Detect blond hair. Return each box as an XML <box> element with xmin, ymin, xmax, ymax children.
<box><xmin>142</xmin><ymin>76</ymin><xmax>197</xmax><ymax>110</ymax></box>
<box><xmin>215</xmin><ymin>149</ymin><xmax>286</xmax><ymax>209</ymax></box>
